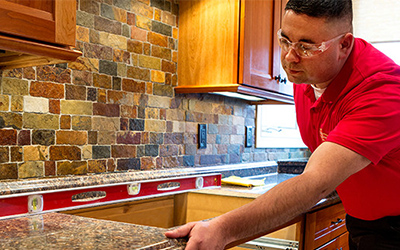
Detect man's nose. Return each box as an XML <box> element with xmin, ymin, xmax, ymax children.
<box><xmin>284</xmin><ymin>47</ymin><xmax>301</xmax><ymax>63</ymax></box>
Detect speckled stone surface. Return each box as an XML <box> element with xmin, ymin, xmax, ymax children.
<box><xmin>277</xmin><ymin>159</ymin><xmax>308</xmax><ymax>174</ymax></box>
<box><xmin>0</xmin><ymin>213</ymin><xmax>186</xmax><ymax>249</ymax></box>
<box><xmin>0</xmin><ymin>161</ymin><xmax>277</xmax><ymax>197</ymax></box>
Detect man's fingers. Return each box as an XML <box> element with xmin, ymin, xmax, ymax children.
<box><xmin>164</xmin><ymin>222</ymin><xmax>196</xmax><ymax>238</ymax></box>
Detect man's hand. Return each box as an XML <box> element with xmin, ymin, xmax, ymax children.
<box><xmin>165</xmin><ymin>220</ymin><xmax>228</xmax><ymax>250</ymax></box>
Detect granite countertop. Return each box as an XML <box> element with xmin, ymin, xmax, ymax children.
<box><xmin>0</xmin><ymin>213</ymin><xmax>186</xmax><ymax>250</ymax></box>
<box><xmin>0</xmin><ymin>161</ymin><xmax>278</xmax><ymax>197</ymax></box>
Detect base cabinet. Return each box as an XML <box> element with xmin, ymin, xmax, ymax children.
<box><xmin>63</xmin><ymin>192</ymin><xmax>349</xmax><ymax>250</ymax></box>
<box><xmin>305</xmin><ymin>202</ymin><xmax>348</xmax><ymax>250</ymax></box>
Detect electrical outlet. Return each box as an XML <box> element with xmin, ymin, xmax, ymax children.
<box><xmin>246</xmin><ymin>126</ymin><xmax>253</xmax><ymax>147</ymax></box>
<box><xmin>198</xmin><ymin>124</ymin><xmax>207</xmax><ymax>148</ymax></box>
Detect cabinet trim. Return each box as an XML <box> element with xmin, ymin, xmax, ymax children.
<box><xmin>175</xmin><ymin>84</ymin><xmax>294</xmax><ymax>104</ymax></box>
<box><xmin>0</xmin><ymin>34</ymin><xmax>82</xmax><ymax>70</ymax></box>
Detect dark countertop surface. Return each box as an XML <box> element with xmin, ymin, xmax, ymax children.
<box><xmin>0</xmin><ymin>213</ymin><xmax>186</xmax><ymax>250</ymax></box>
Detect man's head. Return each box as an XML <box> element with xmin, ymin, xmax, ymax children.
<box><xmin>285</xmin><ymin>0</ymin><xmax>353</xmax><ymax>32</ymax></box>
<box><xmin>280</xmin><ymin>0</ymin><xmax>354</xmax><ymax>88</ymax></box>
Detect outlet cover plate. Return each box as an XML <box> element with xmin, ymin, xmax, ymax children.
<box><xmin>198</xmin><ymin>124</ymin><xmax>207</xmax><ymax>148</ymax></box>
<box><xmin>246</xmin><ymin>126</ymin><xmax>253</xmax><ymax>147</ymax></box>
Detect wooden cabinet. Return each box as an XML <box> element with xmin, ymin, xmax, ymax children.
<box><xmin>176</xmin><ymin>0</ymin><xmax>293</xmax><ymax>103</ymax></box>
<box><xmin>305</xmin><ymin>202</ymin><xmax>348</xmax><ymax>250</ymax></box>
<box><xmin>63</xmin><ymin>196</ymin><xmax>176</xmax><ymax>229</ymax></box>
<box><xmin>0</xmin><ymin>0</ymin><xmax>81</xmax><ymax>69</ymax></box>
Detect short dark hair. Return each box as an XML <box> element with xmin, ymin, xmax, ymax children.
<box><xmin>285</xmin><ymin>0</ymin><xmax>353</xmax><ymax>24</ymax></box>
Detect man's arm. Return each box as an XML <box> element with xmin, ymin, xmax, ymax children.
<box><xmin>165</xmin><ymin>142</ymin><xmax>371</xmax><ymax>250</ymax></box>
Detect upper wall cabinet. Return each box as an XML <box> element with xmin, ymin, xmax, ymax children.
<box><xmin>176</xmin><ymin>0</ymin><xmax>292</xmax><ymax>103</ymax></box>
<box><xmin>0</xmin><ymin>0</ymin><xmax>81</xmax><ymax>70</ymax></box>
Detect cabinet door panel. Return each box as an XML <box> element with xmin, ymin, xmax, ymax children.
<box><xmin>0</xmin><ymin>0</ymin><xmax>75</xmax><ymax>46</ymax></box>
<box><xmin>242</xmin><ymin>0</ymin><xmax>275</xmax><ymax>87</ymax></box>
<box><xmin>178</xmin><ymin>0</ymin><xmax>240</xmax><ymax>87</ymax></box>
<box><xmin>242</xmin><ymin>0</ymin><xmax>292</xmax><ymax>96</ymax></box>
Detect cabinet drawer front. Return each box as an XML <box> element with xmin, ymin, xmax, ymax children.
<box><xmin>305</xmin><ymin>203</ymin><xmax>347</xmax><ymax>249</ymax></box>
<box><xmin>316</xmin><ymin>232</ymin><xmax>349</xmax><ymax>250</ymax></box>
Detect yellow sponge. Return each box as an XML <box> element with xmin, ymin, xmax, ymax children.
<box><xmin>221</xmin><ymin>176</ymin><xmax>265</xmax><ymax>187</ymax></box>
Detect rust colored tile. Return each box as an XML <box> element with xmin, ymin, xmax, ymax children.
<box><xmin>49</xmin><ymin>99</ymin><xmax>60</xmax><ymax>114</ymax></box>
<box><xmin>60</xmin><ymin>115</ymin><xmax>71</xmax><ymax>129</ymax></box>
<box><xmin>57</xmin><ymin>161</ymin><xmax>87</xmax><ymax>176</ymax></box>
<box><xmin>143</xmin><ymin>43</ymin><xmax>151</xmax><ymax>55</ymax></box>
<box><xmin>148</xmin><ymin>32</ymin><xmax>168</xmax><ymax>47</ymax></box>
<box><xmin>0</xmin><ymin>163</ymin><xmax>18</xmax><ymax>180</ymax></box>
<box><xmin>0</xmin><ymin>129</ymin><xmax>17</xmax><ymax>145</ymax></box>
<box><xmin>107</xmin><ymin>158</ymin><xmax>115</xmax><ymax>172</ymax></box>
<box><xmin>10</xmin><ymin>146</ymin><xmax>22</xmax><ymax>162</ymax></box>
<box><xmin>113</xmin><ymin>49</ymin><xmax>130</xmax><ymax>63</ymax></box>
<box><xmin>121</xmin><ymin>79</ymin><xmax>146</xmax><ymax>93</ymax></box>
<box><xmin>56</xmin><ymin>131</ymin><xmax>88</xmax><ymax>145</ymax></box>
<box><xmin>30</xmin><ymin>81</ymin><xmax>64</xmax><ymax>99</ymax></box>
<box><xmin>93</xmin><ymin>73</ymin><xmax>112</xmax><ymax>89</ymax></box>
<box><xmin>111</xmin><ymin>145</ymin><xmax>136</xmax><ymax>158</ymax></box>
<box><xmin>161</xmin><ymin>60</ymin><xmax>176</xmax><ymax>74</ymax></box>
<box><xmin>120</xmin><ymin>118</ymin><xmax>129</xmax><ymax>130</ymax></box>
<box><xmin>45</xmin><ymin>161</ymin><xmax>56</xmax><ymax>176</ymax></box>
<box><xmin>93</xmin><ymin>103</ymin><xmax>120</xmax><ymax>117</ymax></box>
<box><xmin>140</xmin><ymin>156</ymin><xmax>156</xmax><ymax>170</ymax></box>
<box><xmin>127</xmin><ymin>12</ymin><xmax>135</xmax><ymax>25</ymax></box>
<box><xmin>98</xmin><ymin>89</ymin><xmax>107</xmax><ymax>103</ymax></box>
<box><xmin>127</xmin><ymin>39</ymin><xmax>143</xmax><ymax>53</ymax></box>
<box><xmin>121</xmin><ymin>105</ymin><xmax>137</xmax><ymax>119</ymax></box>
<box><xmin>50</xmin><ymin>146</ymin><xmax>81</xmax><ymax>161</ymax></box>
<box><xmin>18</xmin><ymin>130</ymin><xmax>31</xmax><ymax>146</ymax></box>
<box><xmin>88</xmin><ymin>159</ymin><xmax>106</xmax><ymax>173</ymax></box>
<box><xmin>116</xmin><ymin>131</ymin><xmax>141</xmax><ymax>144</ymax></box>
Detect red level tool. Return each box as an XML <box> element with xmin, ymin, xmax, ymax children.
<box><xmin>0</xmin><ymin>174</ymin><xmax>221</xmax><ymax>219</ymax></box>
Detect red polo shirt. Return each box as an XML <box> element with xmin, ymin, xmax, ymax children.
<box><xmin>294</xmin><ymin>38</ymin><xmax>400</xmax><ymax>220</ymax></box>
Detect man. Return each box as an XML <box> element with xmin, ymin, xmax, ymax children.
<box><xmin>166</xmin><ymin>0</ymin><xmax>400</xmax><ymax>249</ymax></box>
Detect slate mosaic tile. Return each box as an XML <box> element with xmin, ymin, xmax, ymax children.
<box><xmin>117</xmin><ymin>158</ymin><xmax>140</xmax><ymax>171</ymax></box>
<box><xmin>145</xmin><ymin>144</ymin><xmax>159</xmax><ymax>157</ymax></box>
<box><xmin>92</xmin><ymin>146</ymin><xmax>111</xmax><ymax>159</ymax></box>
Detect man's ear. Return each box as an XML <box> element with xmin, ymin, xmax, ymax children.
<box><xmin>339</xmin><ymin>33</ymin><xmax>354</xmax><ymax>58</ymax></box>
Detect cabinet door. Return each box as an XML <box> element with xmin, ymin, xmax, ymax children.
<box><xmin>241</xmin><ymin>0</ymin><xmax>292</xmax><ymax>96</ymax></box>
<box><xmin>178</xmin><ymin>0</ymin><xmax>240</xmax><ymax>87</ymax></box>
<box><xmin>0</xmin><ymin>0</ymin><xmax>76</xmax><ymax>46</ymax></box>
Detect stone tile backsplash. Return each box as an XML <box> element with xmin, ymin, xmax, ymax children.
<box><xmin>0</xmin><ymin>0</ymin><xmax>309</xmax><ymax>180</ymax></box>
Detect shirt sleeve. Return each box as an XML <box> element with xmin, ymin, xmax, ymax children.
<box><xmin>326</xmin><ymin>77</ymin><xmax>400</xmax><ymax>165</ymax></box>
